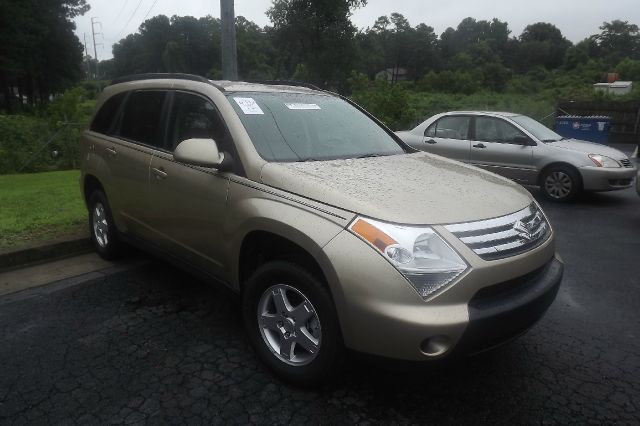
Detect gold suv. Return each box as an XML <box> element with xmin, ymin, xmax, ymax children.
<box><xmin>81</xmin><ymin>74</ymin><xmax>563</xmax><ymax>385</ymax></box>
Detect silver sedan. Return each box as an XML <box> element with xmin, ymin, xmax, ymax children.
<box><xmin>396</xmin><ymin>111</ymin><xmax>637</xmax><ymax>201</ymax></box>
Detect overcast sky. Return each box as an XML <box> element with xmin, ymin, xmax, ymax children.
<box><xmin>74</xmin><ymin>0</ymin><xmax>640</xmax><ymax>60</ymax></box>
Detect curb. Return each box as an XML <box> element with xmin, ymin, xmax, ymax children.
<box><xmin>0</xmin><ymin>235</ymin><xmax>93</xmax><ymax>272</ymax></box>
<box><xmin>0</xmin><ymin>259</ymin><xmax>149</xmax><ymax>306</ymax></box>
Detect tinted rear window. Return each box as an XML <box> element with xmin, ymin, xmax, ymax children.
<box><xmin>90</xmin><ymin>92</ymin><xmax>126</xmax><ymax>134</ymax></box>
<box><xmin>119</xmin><ymin>91</ymin><xmax>167</xmax><ymax>147</ymax></box>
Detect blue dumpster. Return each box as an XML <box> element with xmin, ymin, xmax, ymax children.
<box><xmin>554</xmin><ymin>115</ymin><xmax>611</xmax><ymax>144</ymax></box>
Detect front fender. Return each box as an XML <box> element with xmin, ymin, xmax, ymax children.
<box><xmin>223</xmin><ymin>179</ymin><xmax>355</xmax><ymax>293</ymax></box>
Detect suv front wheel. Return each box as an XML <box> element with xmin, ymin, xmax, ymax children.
<box><xmin>242</xmin><ymin>261</ymin><xmax>343</xmax><ymax>386</ymax></box>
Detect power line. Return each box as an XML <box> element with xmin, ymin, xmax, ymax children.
<box><xmin>142</xmin><ymin>0</ymin><xmax>161</xmax><ymax>22</ymax></box>
<box><xmin>115</xmin><ymin>0</ymin><xmax>144</xmax><ymax>38</ymax></box>
<box><xmin>111</xmin><ymin>0</ymin><xmax>129</xmax><ymax>25</ymax></box>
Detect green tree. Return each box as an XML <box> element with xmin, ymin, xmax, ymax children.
<box><xmin>0</xmin><ymin>0</ymin><xmax>89</xmax><ymax>112</ymax></box>
<box><xmin>267</xmin><ymin>0</ymin><xmax>367</xmax><ymax>87</ymax></box>
<box><xmin>595</xmin><ymin>20</ymin><xmax>640</xmax><ymax>63</ymax></box>
<box><xmin>615</xmin><ymin>58</ymin><xmax>640</xmax><ymax>81</ymax></box>
<box><xmin>518</xmin><ymin>22</ymin><xmax>572</xmax><ymax>71</ymax></box>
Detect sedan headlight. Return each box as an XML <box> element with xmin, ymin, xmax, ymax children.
<box><xmin>589</xmin><ymin>154</ymin><xmax>621</xmax><ymax>168</ymax></box>
<box><xmin>349</xmin><ymin>217</ymin><xmax>468</xmax><ymax>300</ymax></box>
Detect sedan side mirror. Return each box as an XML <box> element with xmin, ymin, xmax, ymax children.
<box><xmin>513</xmin><ymin>135</ymin><xmax>535</xmax><ymax>146</ymax></box>
<box><xmin>173</xmin><ymin>138</ymin><xmax>233</xmax><ymax>171</ymax></box>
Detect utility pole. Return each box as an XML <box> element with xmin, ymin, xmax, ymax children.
<box><xmin>220</xmin><ymin>0</ymin><xmax>238</xmax><ymax>80</ymax></box>
<box><xmin>91</xmin><ymin>17</ymin><xmax>103</xmax><ymax>80</ymax></box>
<box><xmin>83</xmin><ymin>33</ymin><xmax>91</xmax><ymax>81</ymax></box>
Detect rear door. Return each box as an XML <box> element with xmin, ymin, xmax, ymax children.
<box><xmin>108</xmin><ymin>90</ymin><xmax>169</xmax><ymax>236</ymax></box>
<box><xmin>468</xmin><ymin>116</ymin><xmax>536</xmax><ymax>183</ymax></box>
<box><xmin>147</xmin><ymin>91</ymin><xmax>232</xmax><ymax>278</ymax></box>
<box><xmin>422</xmin><ymin>115</ymin><xmax>471</xmax><ymax>162</ymax></box>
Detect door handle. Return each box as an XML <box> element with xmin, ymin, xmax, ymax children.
<box><xmin>473</xmin><ymin>143</ymin><xmax>486</xmax><ymax>149</ymax></box>
<box><xmin>152</xmin><ymin>167</ymin><xmax>168</xmax><ymax>180</ymax></box>
<box><xmin>425</xmin><ymin>139</ymin><xmax>437</xmax><ymax>144</ymax></box>
<box><xmin>105</xmin><ymin>147</ymin><xmax>117</xmax><ymax>157</ymax></box>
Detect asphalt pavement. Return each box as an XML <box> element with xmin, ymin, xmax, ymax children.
<box><xmin>0</xmin><ymin>186</ymin><xmax>639</xmax><ymax>425</ymax></box>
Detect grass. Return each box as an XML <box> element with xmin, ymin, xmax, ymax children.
<box><xmin>0</xmin><ymin>170</ymin><xmax>87</xmax><ymax>250</ymax></box>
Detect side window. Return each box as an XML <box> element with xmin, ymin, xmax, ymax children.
<box><xmin>425</xmin><ymin>123</ymin><xmax>436</xmax><ymax>137</ymax></box>
<box><xmin>90</xmin><ymin>92</ymin><xmax>126</xmax><ymax>135</ymax></box>
<box><xmin>434</xmin><ymin>116</ymin><xmax>470</xmax><ymax>140</ymax></box>
<box><xmin>168</xmin><ymin>92</ymin><xmax>229</xmax><ymax>152</ymax></box>
<box><xmin>118</xmin><ymin>91</ymin><xmax>167</xmax><ymax>147</ymax></box>
<box><xmin>475</xmin><ymin>117</ymin><xmax>527</xmax><ymax>144</ymax></box>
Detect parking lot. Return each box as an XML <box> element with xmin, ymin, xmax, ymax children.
<box><xmin>1</xmin><ymin>182</ymin><xmax>639</xmax><ymax>425</ymax></box>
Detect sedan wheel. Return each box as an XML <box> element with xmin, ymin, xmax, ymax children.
<box><xmin>541</xmin><ymin>167</ymin><xmax>581</xmax><ymax>202</ymax></box>
<box><xmin>544</xmin><ymin>171</ymin><xmax>572</xmax><ymax>199</ymax></box>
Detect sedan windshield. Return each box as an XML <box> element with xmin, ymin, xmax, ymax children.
<box><xmin>227</xmin><ymin>92</ymin><xmax>406</xmax><ymax>162</ymax></box>
<box><xmin>511</xmin><ymin>115</ymin><xmax>563</xmax><ymax>142</ymax></box>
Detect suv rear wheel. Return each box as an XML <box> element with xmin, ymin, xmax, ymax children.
<box><xmin>242</xmin><ymin>261</ymin><xmax>343</xmax><ymax>386</ymax></box>
<box><xmin>88</xmin><ymin>190</ymin><xmax>121</xmax><ymax>259</ymax></box>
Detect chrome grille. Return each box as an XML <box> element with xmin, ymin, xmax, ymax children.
<box><xmin>620</xmin><ymin>158</ymin><xmax>633</xmax><ymax>168</ymax></box>
<box><xmin>445</xmin><ymin>204</ymin><xmax>551</xmax><ymax>261</ymax></box>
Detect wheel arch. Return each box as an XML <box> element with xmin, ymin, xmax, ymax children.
<box><xmin>538</xmin><ymin>162</ymin><xmax>583</xmax><ymax>188</ymax></box>
<box><xmin>83</xmin><ymin>174</ymin><xmax>106</xmax><ymax>206</ymax></box>
<box><xmin>237</xmin><ymin>230</ymin><xmax>329</xmax><ymax>295</ymax></box>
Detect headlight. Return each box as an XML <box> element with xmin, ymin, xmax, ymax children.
<box><xmin>589</xmin><ymin>154</ymin><xmax>620</xmax><ymax>168</ymax></box>
<box><xmin>349</xmin><ymin>217</ymin><xmax>468</xmax><ymax>300</ymax></box>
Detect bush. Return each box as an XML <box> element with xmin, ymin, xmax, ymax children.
<box><xmin>0</xmin><ymin>86</ymin><xmax>95</xmax><ymax>174</ymax></box>
<box><xmin>348</xmin><ymin>72</ymin><xmax>416</xmax><ymax>130</ymax></box>
<box><xmin>418</xmin><ymin>70</ymin><xmax>480</xmax><ymax>95</ymax></box>
<box><xmin>0</xmin><ymin>115</ymin><xmax>50</xmax><ymax>174</ymax></box>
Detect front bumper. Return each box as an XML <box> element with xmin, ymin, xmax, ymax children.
<box><xmin>451</xmin><ymin>257</ymin><xmax>562</xmax><ymax>355</ymax></box>
<box><xmin>321</xmin><ymin>227</ymin><xmax>560</xmax><ymax>361</ymax></box>
<box><xmin>579</xmin><ymin>166</ymin><xmax>637</xmax><ymax>191</ymax></box>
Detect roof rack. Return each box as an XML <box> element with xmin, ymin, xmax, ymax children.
<box><xmin>109</xmin><ymin>73</ymin><xmax>223</xmax><ymax>89</ymax></box>
<box><xmin>249</xmin><ymin>80</ymin><xmax>322</xmax><ymax>91</ymax></box>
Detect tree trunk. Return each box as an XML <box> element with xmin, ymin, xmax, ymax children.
<box><xmin>17</xmin><ymin>78</ymin><xmax>24</xmax><ymax>112</ymax></box>
<box><xmin>0</xmin><ymin>70</ymin><xmax>13</xmax><ymax>114</ymax></box>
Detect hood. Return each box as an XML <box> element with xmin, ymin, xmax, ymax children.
<box><xmin>260</xmin><ymin>152</ymin><xmax>533</xmax><ymax>225</ymax></box>
<box><xmin>548</xmin><ymin>139</ymin><xmax>629</xmax><ymax>160</ymax></box>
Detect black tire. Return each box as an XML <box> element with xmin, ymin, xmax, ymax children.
<box><xmin>540</xmin><ymin>165</ymin><xmax>582</xmax><ymax>202</ymax></box>
<box><xmin>242</xmin><ymin>261</ymin><xmax>343</xmax><ymax>387</ymax></box>
<box><xmin>88</xmin><ymin>190</ymin><xmax>121</xmax><ymax>260</ymax></box>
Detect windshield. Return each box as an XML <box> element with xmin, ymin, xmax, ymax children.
<box><xmin>227</xmin><ymin>92</ymin><xmax>406</xmax><ymax>162</ymax></box>
<box><xmin>510</xmin><ymin>115</ymin><xmax>563</xmax><ymax>142</ymax></box>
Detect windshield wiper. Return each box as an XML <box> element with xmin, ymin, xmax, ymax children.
<box><xmin>355</xmin><ymin>153</ymin><xmax>385</xmax><ymax>159</ymax></box>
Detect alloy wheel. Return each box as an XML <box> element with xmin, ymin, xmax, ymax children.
<box><xmin>257</xmin><ymin>284</ymin><xmax>321</xmax><ymax>366</ymax></box>
<box><xmin>92</xmin><ymin>202</ymin><xmax>109</xmax><ymax>247</ymax></box>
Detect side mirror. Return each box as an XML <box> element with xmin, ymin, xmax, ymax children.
<box><xmin>513</xmin><ymin>135</ymin><xmax>535</xmax><ymax>146</ymax></box>
<box><xmin>173</xmin><ymin>138</ymin><xmax>233</xmax><ymax>171</ymax></box>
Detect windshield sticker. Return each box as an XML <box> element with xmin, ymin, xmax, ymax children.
<box><xmin>285</xmin><ymin>103</ymin><xmax>321</xmax><ymax>110</ymax></box>
<box><xmin>234</xmin><ymin>97</ymin><xmax>264</xmax><ymax>115</ymax></box>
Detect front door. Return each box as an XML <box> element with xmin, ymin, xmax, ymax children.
<box><xmin>468</xmin><ymin>116</ymin><xmax>536</xmax><ymax>184</ymax></box>
<box><xmin>422</xmin><ymin>115</ymin><xmax>471</xmax><ymax>162</ymax></box>
<box><xmin>147</xmin><ymin>91</ymin><xmax>232</xmax><ymax>278</ymax></box>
